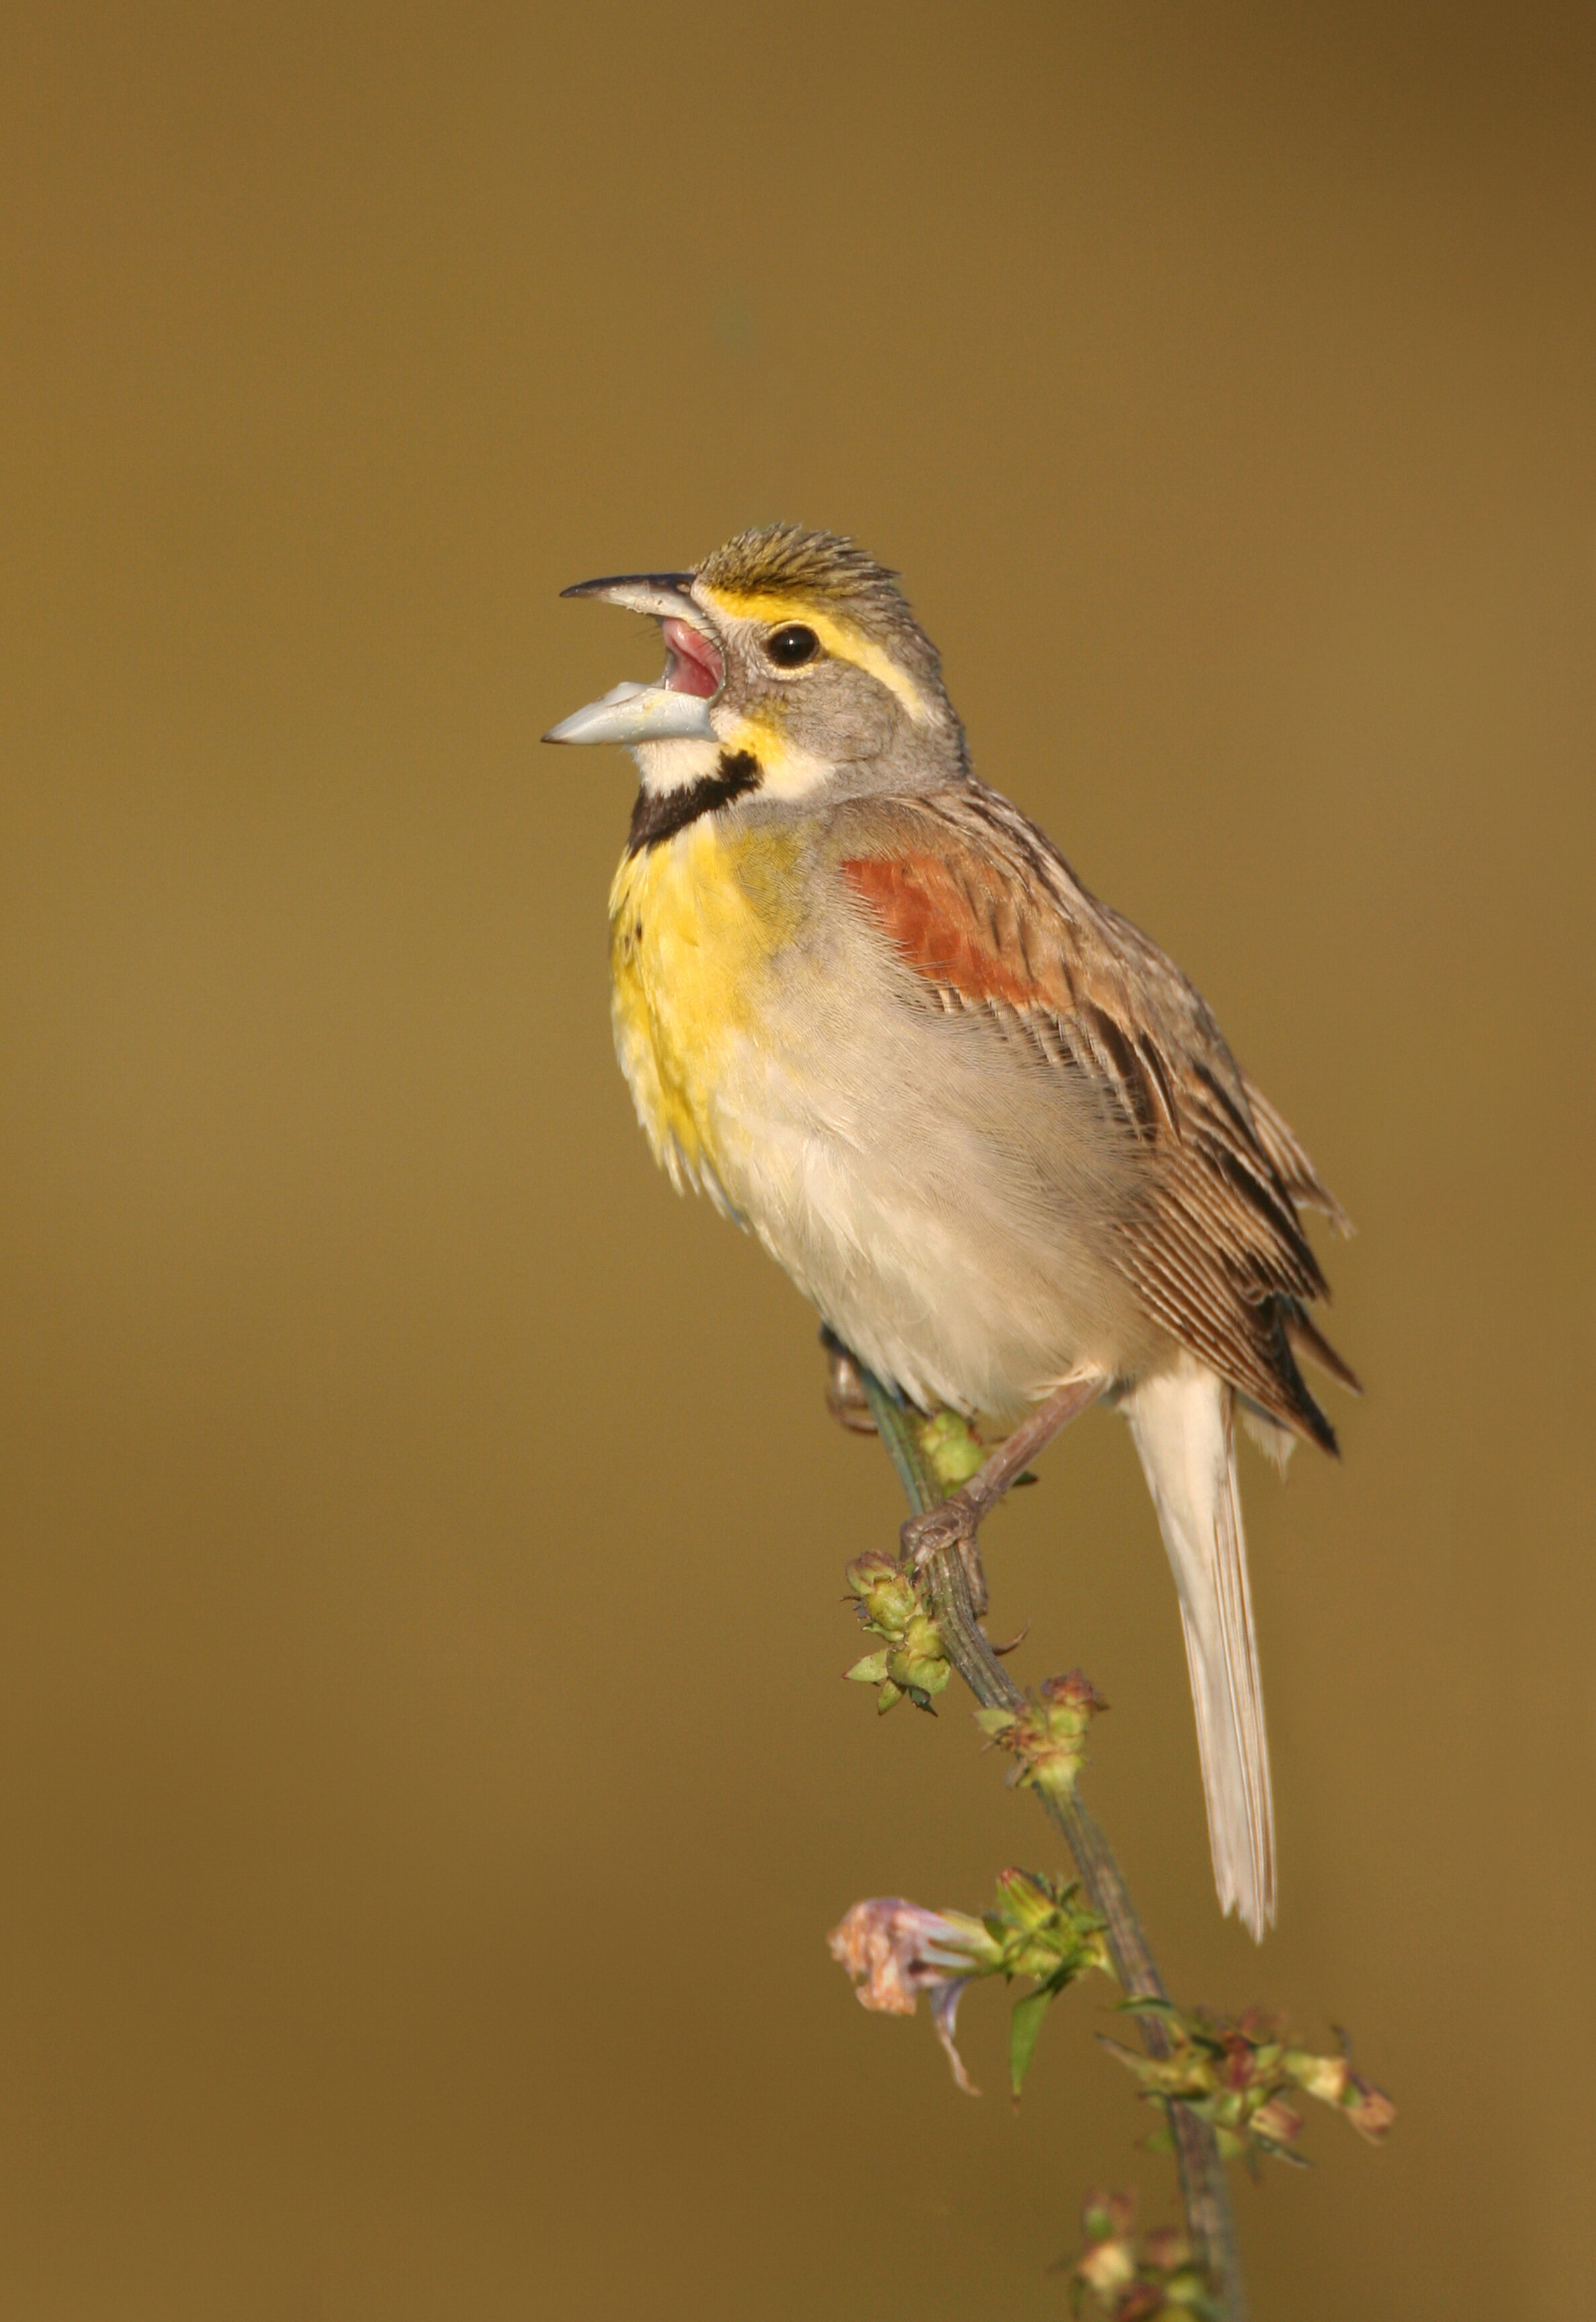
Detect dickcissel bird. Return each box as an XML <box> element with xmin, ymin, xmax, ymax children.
<box><xmin>545</xmin><ymin>525</ymin><xmax>1356</xmax><ymax>1939</ymax></box>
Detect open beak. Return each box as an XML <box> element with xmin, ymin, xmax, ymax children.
<box><xmin>543</xmin><ymin>570</ymin><xmax>726</xmax><ymax>746</ymax></box>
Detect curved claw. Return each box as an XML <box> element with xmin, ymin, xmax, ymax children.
<box><xmin>901</xmin><ymin>1501</ymin><xmax>973</xmax><ymax>1566</ymax></box>
<box><xmin>901</xmin><ymin>1502</ymin><xmax>989</xmax><ymax>1619</ymax></box>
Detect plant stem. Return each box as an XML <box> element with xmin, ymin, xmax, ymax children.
<box><xmin>860</xmin><ymin>1371</ymin><xmax>1246</xmax><ymax>2321</ymax></box>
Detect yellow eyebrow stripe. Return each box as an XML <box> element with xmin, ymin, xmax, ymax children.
<box><xmin>696</xmin><ymin>587</ymin><xmax>933</xmax><ymax>725</ymax></box>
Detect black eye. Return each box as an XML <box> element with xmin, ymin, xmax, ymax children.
<box><xmin>765</xmin><ymin>623</ymin><xmax>819</xmax><ymax>669</ymax></box>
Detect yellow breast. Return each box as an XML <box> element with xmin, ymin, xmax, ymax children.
<box><xmin>608</xmin><ymin>818</ymin><xmax>801</xmax><ymax>1191</ymax></box>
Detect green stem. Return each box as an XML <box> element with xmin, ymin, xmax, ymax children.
<box><xmin>860</xmin><ymin>1372</ymin><xmax>1246</xmax><ymax>2321</ymax></box>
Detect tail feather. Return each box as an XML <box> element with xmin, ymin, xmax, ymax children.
<box><xmin>1126</xmin><ymin>1359</ymin><xmax>1276</xmax><ymax>1938</ymax></box>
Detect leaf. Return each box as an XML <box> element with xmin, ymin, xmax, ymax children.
<box><xmin>1114</xmin><ymin>1995</ymin><xmax>1184</xmax><ymax>2025</ymax></box>
<box><xmin>1009</xmin><ymin>1987</ymin><xmax>1053</xmax><ymax>2098</ymax></box>
<box><xmin>1252</xmin><ymin>2135</ymin><xmax>1312</xmax><ymax>2170</ymax></box>
<box><xmin>845</xmin><ymin>1651</ymin><xmax>889</xmax><ymax>1684</ymax></box>
<box><xmin>1096</xmin><ymin>2033</ymin><xmax>1160</xmax><ymax>2083</ymax></box>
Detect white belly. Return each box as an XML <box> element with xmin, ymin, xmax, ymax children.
<box><xmin>702</xmin><ymin>1013</ymin><xmax>1136</xmax><ymax>1422</ymax></box>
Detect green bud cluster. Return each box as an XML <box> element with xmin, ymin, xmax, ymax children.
<box><xmin>1099</xmin><ymin>2003</ymin><xmax>1396</xmax><ymax>2168</ymax></box>
<box><xmin>981</xmin><ymin>1866</ymin><xmax>1111</xmax><ymax>1986</ymax></box>
<box><xmin>1071</xmin><ymin>2192</ymin><xmax>1218</xmax><ymax>2320</ymax></box>
<box><xmin>843</xmin><ymin>1551</ymin><xmax>952</xmax><ymax>1713</ymax></box>
<box><xmin>973</xmin><ymin>1670</ymin><xmax>1106</xmax><ymax>1797</ymax></box>
<box><xmin>914</xmin><ymin>1408</ymin><xmax>988</xmax><ymax>1493</ymax></box>
<box><xmin>950</xmin><ymin>1867</ymin><xmax>1113</xmax><ymax>2098</ymax></box>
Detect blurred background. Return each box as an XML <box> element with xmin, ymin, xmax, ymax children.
<box><xmin>1</xmin><ymin>3</ymin><xmax>1592</xmax><ymax>2315</ymax></box>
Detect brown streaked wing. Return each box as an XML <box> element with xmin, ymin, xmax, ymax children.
<box><xmin>836</xmin><ymin>785</ymin><xmax>1354</xmax><ymax>1448</ymax></box>
<box><xmin>1238</xmin><ymin>1074</ymin><xmax>1354</xmax><ymax>1234</ymax></box>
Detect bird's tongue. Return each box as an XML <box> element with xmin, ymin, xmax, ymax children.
<box><xmin>662</xmin><ymin>617</ymin><xmax>723</xmax><ymax>699</ymax></box>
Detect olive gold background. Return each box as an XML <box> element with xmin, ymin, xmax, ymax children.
<box><xmin>3</xmin><ymin>5</ymin><xmax>1592</xmax><ymax>2316</ymax></box>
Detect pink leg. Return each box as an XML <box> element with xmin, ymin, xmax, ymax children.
<box><xmin>902</xmin><ymin>1375</ymin><xmax>1104</xmax><ymax>1614</ymax></box>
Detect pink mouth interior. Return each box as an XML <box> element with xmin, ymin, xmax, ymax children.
<box><xmin>661</xmin><ymin>616</ymin><xmax>724</xmax><ymax>699</ymax></box>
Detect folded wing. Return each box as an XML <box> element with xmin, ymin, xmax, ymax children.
<box><xmin>835</xmin><ymin>782</ymin><xmax>1358</xmax><ymax>1448</ymax></box>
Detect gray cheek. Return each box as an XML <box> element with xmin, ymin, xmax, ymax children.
<box><xmin>787</xmin><ymin>673</ymin><xmax>898</xmax><ymax>766</ymax></box>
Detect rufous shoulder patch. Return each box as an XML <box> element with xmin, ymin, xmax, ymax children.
<box><xmin>841</xmin><ymin>852</ymin><xmax>1040</xmax><ymax>1008</ymax></box>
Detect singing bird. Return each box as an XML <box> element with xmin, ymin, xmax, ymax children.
<box><xmin>545</xmin><ymin>525</ymin><xmax>1356</xmax><ymax>1938</ymax></box>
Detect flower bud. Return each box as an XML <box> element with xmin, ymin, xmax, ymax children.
<box><xmin>1343</xmin><ymin>2075</ymin><xmax>1396</xmax><ymax>2143</ymax></box>
<box><xmin>1284</xmin><ymin>2049</ymin><xmax>1348</xmax><ymax>2104</ymax></box>
<box><xmin>1249</xmin><ymin>2096</ymin><xmax>1304</xmax><ymax>2151</ymax></box>
<box><xmin>916</xmin><ymin>1410</ymin><xmax>987</xmax><ymax>1492</ymax></box>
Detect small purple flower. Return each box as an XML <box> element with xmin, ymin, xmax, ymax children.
<box><xmin>827</xmin><ymin>1897</ymin><xmax>991</xmax><ymax>2093</ymax></box>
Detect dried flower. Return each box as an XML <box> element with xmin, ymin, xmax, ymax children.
<box><xmin>1076</xmin><ymin>2210</ymin><xmax>1137</xmax><ymax>2298</ymax></box>
<box><xmin>1247</xmin><ymin>2096</ymin><xmax>1304</xmax><ymax>2153</ymax></box>
<box><xmin>1342</xmin><ymin>2075</ymin><xmax>1397</xmax><ymax>2141</ymax></box>
<box><xmin>1282</xmin><ymin>2036</ymin><xmax>1396</xmax><ymax>2143</ymax></box>
<box><xmin>828</xmin><ymin>1870</ymin><xmax>1111</xmax><ymax>2098</ymax></box>
<box><xmin>827</xmin><ymin>1897</ymin><xmax>993</xmax><ymax>2091</ymax></box>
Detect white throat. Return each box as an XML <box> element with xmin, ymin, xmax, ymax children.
<box><xmin>632</xmin><ymin>736</ymin><xmax>725</xmax><ymax>795</ymax></box>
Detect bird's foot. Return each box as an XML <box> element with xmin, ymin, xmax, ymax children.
<box><xmin>901</xmin><ymin>1496</ymin><xmax>990</xmax><ymax>1618</ymax></box>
